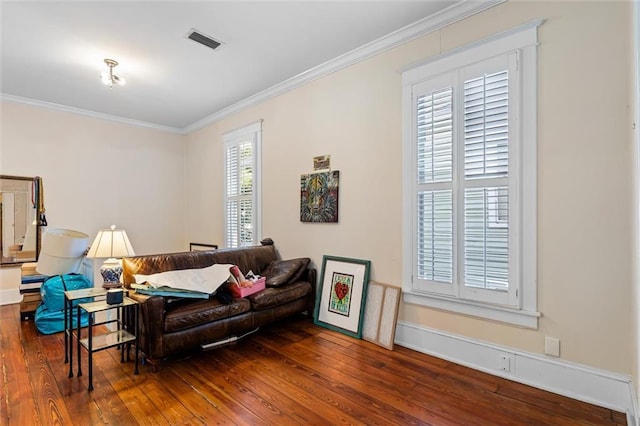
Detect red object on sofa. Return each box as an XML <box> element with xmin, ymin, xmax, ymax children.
<box><xmin>228</xmin><ymin>277</ymin><xmax>266</xmax><ymax>298</ymax></box>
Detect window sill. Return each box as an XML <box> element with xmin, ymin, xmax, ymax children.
<box><xmin>403</xmin><ymin>290</ymin><xmax>540</xmax><ymax>329</ymax></box>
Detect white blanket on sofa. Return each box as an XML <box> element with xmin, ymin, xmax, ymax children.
<box><xmin>134</xmin><ymin>263</ymin><xmax>234</xmax><ymax>294</ymax></box>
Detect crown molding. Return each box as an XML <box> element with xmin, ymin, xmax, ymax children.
<box><xmin>0</xmin><ymin>93</ymin><xmax>185</xmax><ymax>135</ymax></box>
<box><xmin>183</xmin><ymin>0</ymin><xmax>505</xmax><ymax>134</ymax></box>
<box><xmin>1</xmin><ymin>0</ymin><xmax>504</xmax><ymax>135</ymax></box>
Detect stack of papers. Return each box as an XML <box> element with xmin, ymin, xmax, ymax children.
<box><xmin>130</xmin><ymin>283</ymin><xmax>211</xmax><ymax>299</ymax></box>
<box><xmin>132</xmin><ymin>263</ymin><xmax>235</xmax><ymax>298</ymax></box>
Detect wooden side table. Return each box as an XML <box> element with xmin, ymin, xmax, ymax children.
<box><xmin>75</xmin><ymin>297</ymin><xmax>139</xmax><ymax>391</ymax></box>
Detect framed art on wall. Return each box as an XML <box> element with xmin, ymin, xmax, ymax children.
<box><xmin>314</xmin><ymin>255</ymin><xmax>371</xmax><ymax>338</ymax></box>
<box><xmin>189</xmin><ymin>243</ymin><xmax>218</xmax><ymax>251</ymax></box>
<box><xmin>300</xmin><ymin>170</ymin><xmax>339</xmax><ymax>223</ymax></box>
<box><xmin>313</xmin><ymin>155</ymin><xmax>331</xmax><ymax>171</ymax></box>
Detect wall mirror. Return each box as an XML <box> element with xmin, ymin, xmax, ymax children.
<box><xmin>0</xmin><ymin>175</ymin><xmax>42</xmax><ymax>266</ymax></box>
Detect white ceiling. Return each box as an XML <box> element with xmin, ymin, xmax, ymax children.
<box><xmin>0</xmin><ymin>1</ymin><xmax>490</xmax><ymax>133</ymax></box>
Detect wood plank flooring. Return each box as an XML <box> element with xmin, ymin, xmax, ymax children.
<box><xmin>0</xmin><ymin>303</ymin><xmax>627</xmax><ymax>425</ymax></box>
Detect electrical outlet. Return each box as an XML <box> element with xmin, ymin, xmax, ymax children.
<box><xmin>498</xmin><ymin>353</ymin><xmax>512</xmax><ymax>372</ymax></box>
<box><xmin>545</xmin><ymin>336</ymin><xmax>560</xmax><ymax>357</ymax></box>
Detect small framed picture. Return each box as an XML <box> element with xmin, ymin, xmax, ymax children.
<box><xmin>313</xmin><ymin>155</ymin><xmax>331</xmax><ymax>171</ymax></box>
<box><xmin>189</xmin><ymin>243</ymin><xmax>218</xmax><ymax>252</ymax></box>
<box><xmin>314</xmin><ymin>255</ymin><xmax>371</xmax><ymax>338</ymax></box>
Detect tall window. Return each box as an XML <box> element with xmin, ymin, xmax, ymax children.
<box><xmin>402</xmin><ymin>22</ymin><xmax>541</xmax><ymax>327</ymax></box>
<box><xmin>224</xmin><ymin>121</ymin><xmax>262</xmax><ymax>248</ymax></box>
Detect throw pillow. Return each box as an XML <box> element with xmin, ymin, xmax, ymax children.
<box><xmin>262</xmin><ymin>258</ymin><xmax>310</xmax><ymax>287</ymax></box>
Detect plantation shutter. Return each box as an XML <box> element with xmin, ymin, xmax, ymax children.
<box><xmin>415</xmin><ymin>86</ymin><xmax>453</xmax><ymax>285</ymax></box>
<box><xmin>411</xmin><ymin>56</ymin><xmax>515</xmax><ymax>303</ymax></box>
<box><xmin>226</xmin><ymin>144</ymin><xmax>240</xmax><ymax>248</ymax></box>
<box><xmin>225</xmin><ymin>129</ymin><xmax>259</xmax><ymax>248</ymax></box>
<box><xmin>463</xmin><ymin>70</ymin><xmax>509</xmax><ymax>180</ymax></box>
<box><xmin>417</xmin><ymin>87</ymin><xmax>453</xmax><ymax>184</ymax></box>
<box><xmin>462</xmin><ymin>69</ymin><xmax>510</xmax><ymax>292</ymax></box>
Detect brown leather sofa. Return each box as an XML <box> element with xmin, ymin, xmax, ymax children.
<box><xmin>121</xmin><ymin>239</ymin><xmax>315</xmax><ymax>370</ymax></box>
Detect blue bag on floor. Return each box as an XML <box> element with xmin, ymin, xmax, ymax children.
<box><xmin>34</xmin><ymin>273</ymin><xmax>92</xmax><ymax>334</ymax></box>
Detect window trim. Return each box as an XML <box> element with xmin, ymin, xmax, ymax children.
<box><xmin>402</xmin><ymin>20</ymin><xmax>542</xmax><ymax>328</ymax></box>
<box><xmin>223</xmin><ymin>120</ymin><xmax>262</xmax><ymax>248</ymax></box>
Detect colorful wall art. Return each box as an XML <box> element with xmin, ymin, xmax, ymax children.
<box><xmin>300</xmin><ymin>171</ymin><xmax>339</xmax><ymax>223</ymax></box>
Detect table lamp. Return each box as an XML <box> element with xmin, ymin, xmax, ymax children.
<box><xmin>36</xmin><ymin>228</ymin><xmax>90</xmax><ymax>276</ymax></box>
<box><xmin>86</xmin><ymin>225</ymin><xmax>135</xmax><ymax>289</ymax></box>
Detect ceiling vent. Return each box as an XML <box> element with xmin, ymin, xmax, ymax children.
<box><xmin>188</xmin><ymin>29</ymin><xmax>221</xmax><ymax>51</ymax></box>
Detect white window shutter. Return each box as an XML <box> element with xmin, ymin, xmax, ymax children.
<box><xmin>417</xmin><ymin>87</ymin><xmax>453</xmax><ymax>184</ymax></box>
<box><xmin>417</xmin><ymin>190</ymin><xmax>453</xmax><ymax>283</ymax></box>
<box><xmin>226</xmin><ymin>145</ymin><xmax>239</xmax><ymax>197</ymax></box>
<box><xmin>463</xmin><ymin>187</ymin><xmax>509</xmax><ymax>291</ymax></box>
<box><xmin>414</xmin><ymin>84</ymin><xmax>454</xmax><ymax>291</ymax></box>
<box><xmin>239</xmin><ymin>198</ymin><xmax>253</xmax><ymax>246</ymax></box>
<box><xmin>463</xmin><ymin>70</ymin><xmax>509</xmax><ymax>180</ymax></box>
<box><xmin>226</xmin><ymin>199</ymin><xmax>239</xmax><ymax>248</ymax></box>
<box><xmin>224</xmin><ymin>121</ymin><xmax>262</xmax><ymax>248</ymax></box>
<box><xmin>412</xmin><ymin>60</ymin><xmax>514</xmax><ymax>303</ymax></box>
<box><xmin>461</xmin><ymin>68</ymin><xmax>510</xmax><ymax>296</ymax></box>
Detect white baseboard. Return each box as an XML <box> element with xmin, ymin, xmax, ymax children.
<box><xmin>0</xmin><ymin>289</ymin><xmax>22</xmax><ymax>306</ymax></box>
<box><xmin>395</xmin><ymin>320</ymin><xmax>636</xmax><ymax>421</ymax></box>
<box><xmin>629</xmin><ymin>385</ymin><xmax>639</xmax><ymax>426</ymax></box>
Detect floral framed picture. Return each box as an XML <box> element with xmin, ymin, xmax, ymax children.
<box><xmin>314</xmin><ymin>255</ymin><xmax>371</xmax><ymax>338</ymax></box>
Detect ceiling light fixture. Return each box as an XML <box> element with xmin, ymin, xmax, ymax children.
<box><xmin>100</xmin><ymin>58</ymin><xmax>125</xmax><ymax>88</ymax></box>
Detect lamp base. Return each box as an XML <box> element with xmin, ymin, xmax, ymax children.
<box><xmin>102</xmin><ymin>281</ymin><xmax>122</xmax><ymax>290</ymax></box>
<box><xmin>100</xmin><ymin>258</ymin><xmax>123</xmax><ymax>289</ymax></box>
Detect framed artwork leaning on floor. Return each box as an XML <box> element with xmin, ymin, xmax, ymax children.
<box><xmin>314</xmin><ymin>255</ymin><xmax>371</xmax><ymax>338</ymax></box>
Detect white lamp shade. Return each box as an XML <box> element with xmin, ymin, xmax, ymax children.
<box><xmin>36</xmin><ymin>228</ymin><xmax>90</xmax><ymax>276</ymax></box>
<box><xmin>86</xmin><ymin>226</ymin><xmax>135</xmax><ymax>259</ymax></box>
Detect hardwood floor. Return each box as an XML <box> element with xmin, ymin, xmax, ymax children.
<box><xmin>0</xmin><ymin>302</ymin><xmax>627</xmax><ymax>425</ymax></box>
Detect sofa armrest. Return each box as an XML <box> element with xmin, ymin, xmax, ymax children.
<box><xmin>305</xmin><ymin>267</ymin><xmax>317</xmax><ymax>316</ymax></box>
<box><xmin>305</xmin><ymin>267</ymin><xmax>317</xmax><ymax>289</ymax></box>
<box><xmin>127</xmin><ymin>292</ymin><xmax>166</xmax><ymax>360</ymax></box>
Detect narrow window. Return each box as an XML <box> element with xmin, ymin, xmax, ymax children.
<box><xmin>224</xmin><ymin>121</ymin><xmax>262</xmax><ymax>247</ymax></box>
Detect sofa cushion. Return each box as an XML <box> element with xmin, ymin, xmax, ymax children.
<box><xmin>262</xmin><ymin>258</ymin><xmax>310</xmax><ymax>287</ymax></box>
<box><xmin>164</xmin><ymin>297</ymin><xmax>251</xmax><ymax>333</ymax></box>
<box><xmin>248</xmin><ymin>281</ymin><xmax>311</xmax><ymax>311</ymax></box>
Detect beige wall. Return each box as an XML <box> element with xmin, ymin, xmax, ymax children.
<box><xmin>0</xmin><ymin>103</ymin><xmax>187</xmax><ymax>256</ymax></box>
<box><xmin>186</xmin><ymin>1</ymin><xmax>634</xmax><ymax>374</ymax></box>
